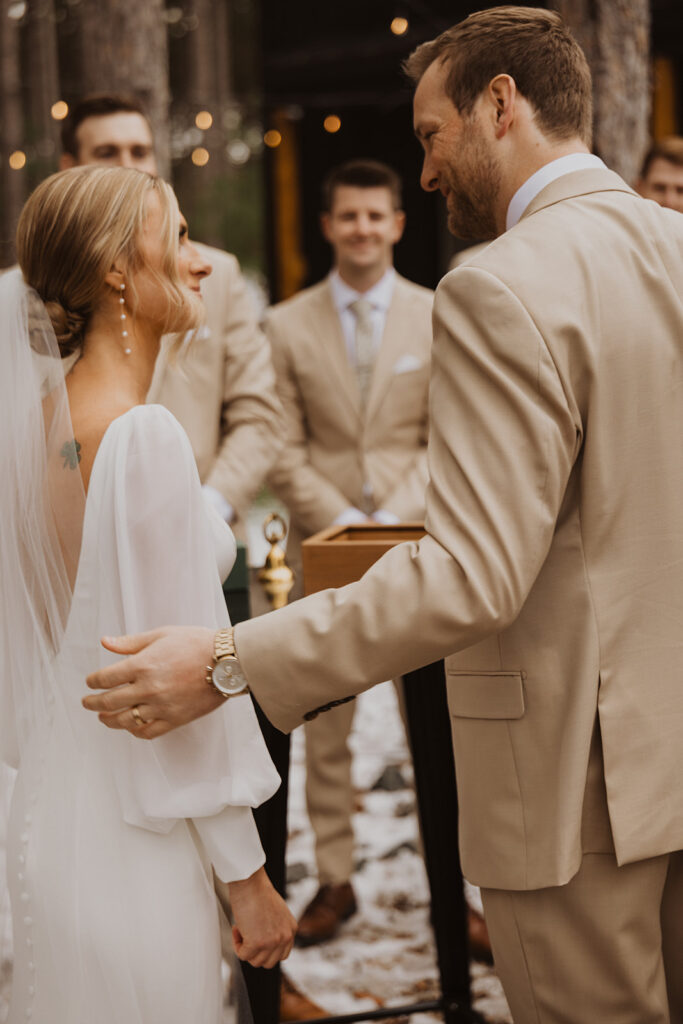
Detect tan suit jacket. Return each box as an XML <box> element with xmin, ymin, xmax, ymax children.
<box><xmin>236</xmin><ymin>168</ymin><xmax>683</xmax><ymax>891</ymax></box>
<box><xmin>265</xmin><ymin>273</ymin><xmax>434</xmax><ymax>546</ymax></box>
<box><xmin>148</xmin><ymin>243</ymin><xmax>283</xmax><ymax>523</ymax></box>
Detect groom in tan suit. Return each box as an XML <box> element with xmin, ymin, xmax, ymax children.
<box><xmin>265</xmin><ymin>160</ymin><xmax>433</xmax><ymax>943</ymax></box>
<box><xmin>86</xmin><ymin>8</ymin><xmax>683</xmax><ymax>1021</ymax></box>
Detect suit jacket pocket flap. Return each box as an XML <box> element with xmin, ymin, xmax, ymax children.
<box><xmin>447</xmin><ymin>671</ymin><xmax>525</xmax><ymax>720</ymax></box>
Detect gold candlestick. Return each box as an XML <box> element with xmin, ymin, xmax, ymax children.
<box><xmin>258</xmin><ymin>511</ymin><xmax>294</xmax><ymax>610</ymax></box>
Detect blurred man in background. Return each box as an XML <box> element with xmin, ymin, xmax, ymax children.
<box><xmin>637</xmin><ymin>136</ymin><xmax>683</xmax><ymax>213</ymax></box>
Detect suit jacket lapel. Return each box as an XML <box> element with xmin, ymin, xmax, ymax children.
<box><xmin>365</xmin><ymin>277</ymin><xmax>413</xmax><ymax>422</ymax></box>
<box><xmin>312</xmin><ymin>282</ymin><xmax>361</xmax><ymax>421</ymax></box>
<box><xmin>147</xmin><ymin>333</ymin><xmax>172</xmax><ymax>401</ymax></box>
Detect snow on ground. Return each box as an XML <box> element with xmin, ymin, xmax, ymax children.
<box><xmin>284</xmin><ymin>680</ymin><xmax>512</xmax><ymax>1023</ymax></box>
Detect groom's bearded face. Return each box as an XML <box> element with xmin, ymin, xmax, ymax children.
<box><xmin>441</xmin><ymin>115</ymin><xmax>502</xmax><ymax>241</ymax></box>
<box><xmin>413</xmin><ymin>59</ymin><xmax>501</xmax><ymax>242</ymax></box>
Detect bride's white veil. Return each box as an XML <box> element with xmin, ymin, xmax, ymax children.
<box><xmin>0</xmin><ymin>267</ymin><xmax>85</xmax><ymax>769</ymax></box>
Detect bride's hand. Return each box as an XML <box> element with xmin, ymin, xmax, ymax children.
<box><xmin>228</xmin><ymin>866</ymin><xmax>297</xmax><ymax>968</ymax></box>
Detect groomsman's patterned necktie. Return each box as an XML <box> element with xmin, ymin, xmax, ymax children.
<box><xmin>349</xmin><ymin>297</ymin><xmax>375</xmax><ymax>408</ymax></box>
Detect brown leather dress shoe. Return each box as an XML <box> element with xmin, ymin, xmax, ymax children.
<box><xmin>467</xmin><ymin>906</ymin><xmax>493</xmax><ymax>964</ymax></box>
<box><xmin>295</xmin><ymin>882</ymin><xmax>358</xmax><ymax>946</ymax></box>
<box><xmin>279</xmin><ymin>973</ymin><xmax>326</xmax><ymax>1022</ymax></box>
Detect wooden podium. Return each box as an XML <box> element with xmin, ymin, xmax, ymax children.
<box><xmin>301</xmin><ymin>522</ymin><xmax>427</xmax><ymax>596</ymax></box>
<box><xmin>289</xmin><ymin>523</ymin><xmax>483</xmax><ymax>1024</ymax></box>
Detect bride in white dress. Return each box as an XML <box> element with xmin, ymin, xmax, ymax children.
<box><xmin>0</xmin><ymin>165</ymin><xmax>296</xmax><ymax>1023</ymax></box>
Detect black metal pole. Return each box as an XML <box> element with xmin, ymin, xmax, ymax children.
<box><xmin>241</xmin><ymin>703</ymin><xmax>292</xmax><ymax>1022</ymax></box>
<box><xmin>402</xmin><ymin>661</ymin><xmax>475</xmax><ymax>1024</ymax></box>
<box><xmin>287</xmin><ymin>997</ymin><xmax>452</xmax><ymax>1024</ymax></box>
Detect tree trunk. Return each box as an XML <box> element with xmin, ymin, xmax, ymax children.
<box><xmin>185</xmin><ymin>0</ymin><xmax>231</xmax><ymax>108</ymax></box>
<box><xmin>171</xmin><ymin>0</ymin><xmax>234</xmax><ymax>249</ymax></box>
<box><xmin>553</xmin><ymin>0</ymin><xmax>651</xmax><ymax>184</ymax></box>
<box><xmin>78</xmin><ymin>0</ymin><xmax>170</xmax><ymax>177</ymax></box>
<box><xmin>24</xmin><ymin>0</ymin><xmax>61</xmax><ymax>187</ymax></box>
<box><xmin>0</xmin><ymin>0</ymin><xmax>25</xmax><ymax>266</ymax></box>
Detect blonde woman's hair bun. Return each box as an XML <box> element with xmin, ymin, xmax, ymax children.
<box><xmin>43</xmin><ymin>299</ymin><xmax>87</xmax><ymax>357</ymax></box>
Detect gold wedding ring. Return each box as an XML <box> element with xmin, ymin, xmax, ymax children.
<box><xmin>131</xmin><ymin>705</ymin><xmax>146</xmax><ymax>728</ymax></box>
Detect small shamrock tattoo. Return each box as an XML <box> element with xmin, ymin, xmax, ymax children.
<box><xmin>60</xmin><ymin>438</ymin><xmax>82</xmax><ymax>470</ymax></box>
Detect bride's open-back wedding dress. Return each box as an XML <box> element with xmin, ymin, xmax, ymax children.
<box><xmin>0</xmin><ymin>271</ymin><xmax>279</xmax><ymax>1023</ymax></box>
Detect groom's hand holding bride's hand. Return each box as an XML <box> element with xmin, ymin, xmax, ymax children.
<box><xmin>83</xmin><ymin>626</ymin><xmax>219</xmax><ymax>737</ymax></box>
<box><xmin>228</xmin><ymin>867</ymin><xmax>297</xmax><ymax>968</ymax></box>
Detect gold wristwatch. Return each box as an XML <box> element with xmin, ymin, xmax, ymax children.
<box><xmin>206</xmin><ymin>627</ymin><xmax>249</xmax><ymax>699</ymax></box>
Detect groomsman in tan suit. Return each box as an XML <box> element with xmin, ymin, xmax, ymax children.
<box><xmin>60</xmin><ymin>95</ymin><xmax>282</xmax><ymax>531</ymax></box>
<box><xmin>86</xmin><ymin>8</ymin><xmax>683</xmax><ymax>1021</ymax></box>
<box><xmin>637</xmin><ymin>136</ymin><xmax>683</xmax><ymax>215</ymax></box>
<box><xmin>265</xmin><ymin>160</ymin><xmax>433</xmax><ymax>943</ymax></box>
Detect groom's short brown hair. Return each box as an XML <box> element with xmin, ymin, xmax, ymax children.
<box><xmin>403</xmin><ymin>5</ymin><xmax>593</xmax><ymax>147</ymax></box>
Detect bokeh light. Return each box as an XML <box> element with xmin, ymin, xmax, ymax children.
<box><xmin>263</xmin><ymin>129</ymin><xmax>282</xmax><ymax>148</ymax></box>
<box><xmin>191</xmin><ymin>146</ymin><xmax>210</xmax><ymax>166</ymax></box>
<box><xmin>195</xmin><ymin>110</ymin><xmax>213</xmax><ymax>130</ymax></box>
<box><xmin>323</xmin><ymin>115</ymin><xmax>342</xmax><ymax>134</ymax></box>
<box><xmin>227</xmin><ymin>139</ymin><xmax>250</xmax><ymax>165</ymax></box>
<box><xmin>51</xmin><ymin>100</ymin><xmax>69</xmax><ymax>121</ymax></box>
<box><xmin>9</xmin><ymin>151</ymin><xmax>26</xmax><ymax>170</ymax></box>
<box><xmin>390</xmin><ymin>16</ymin><xmax>409</xmax><ymax>35</ymax></box>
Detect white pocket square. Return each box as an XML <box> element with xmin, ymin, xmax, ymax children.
<box><xmin>392</xmin><ymin>354</ymin><xmax>423</xmax><ymax>375</ymax></box>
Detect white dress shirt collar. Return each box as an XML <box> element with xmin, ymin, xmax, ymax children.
<box><xmin>506</xmin><ymin>153</ymin><xmax>606</xmax><ymax>231</ymax></box>
<box><xmin>329</xmin><ymin>267</ymin><xmax>396</xmax><ymax>315</ymax></box>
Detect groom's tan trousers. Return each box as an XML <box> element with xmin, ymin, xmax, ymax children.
<box><xmin>481</xmin><ymin>730</ymin><xmax>683</xmax><ymax>1023</ymax></box>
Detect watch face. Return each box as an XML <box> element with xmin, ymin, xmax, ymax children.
<box><xmin>212</xmin><ymin>657</ymin><xmax>248</xmax><ymax>697</ymax></box>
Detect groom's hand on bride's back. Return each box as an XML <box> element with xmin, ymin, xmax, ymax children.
<box><xmin>83</xmin><ymin>626</ymin><xmax>220</xmax><ymax>738</ymax></box>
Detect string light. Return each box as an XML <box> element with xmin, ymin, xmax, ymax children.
<box><xmin>227</xmin><ymin>139</ymin><xmax>250</xmax><ymax>165</ymax></box>
<box><xmin>263</xmin><ymin>130</ymin><xmax>282</xmax><ymax>148</ymax></box>
<box><xmin>390</xmin><ymin>16</ymin><xmax>409</xmax><ymax>35</ymax></box>
<box><xmin>51</xmin><ymin>100</ymin><xmax>69</xmax><ymax>121</ymax></box>
<box><xmin>195</xmin><ymin>110</ymin><xmax>213</xmax><ymax>130</ymax></box>
<box><xmin>323</xmin><ymin>115</ymin><xmax>342</xmax><ymax>134</ymax></box>
<box><xmin>9</xmin><ymin>151</ymin><xmax>26</xmax><ymax>170</ymax></box>
<box><xmin>191</xmin><ymin>146</ymin><xmax>210</xmax><ymax>166</ymax></box>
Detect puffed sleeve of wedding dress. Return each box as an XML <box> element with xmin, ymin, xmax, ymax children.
<box><xmin>81</xmin><ymin>404</ymin><xmax>280</xmax><ymax>882</ymax></box>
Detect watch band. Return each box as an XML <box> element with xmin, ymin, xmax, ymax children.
<box><xmin>213</xmin><ymin>627</ymin><xmax>235</xmax><ymax>661</ymax></box>
<box><xmin>206</xmin><ymin>627</ymin><xmax>248</xmax><ymax>699</ymax></box>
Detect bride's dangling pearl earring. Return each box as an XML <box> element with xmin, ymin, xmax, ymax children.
<box><xmin>120</xmin><ymin>283</ymin><xmax>131</xmax><ymax>355</ymax></box>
